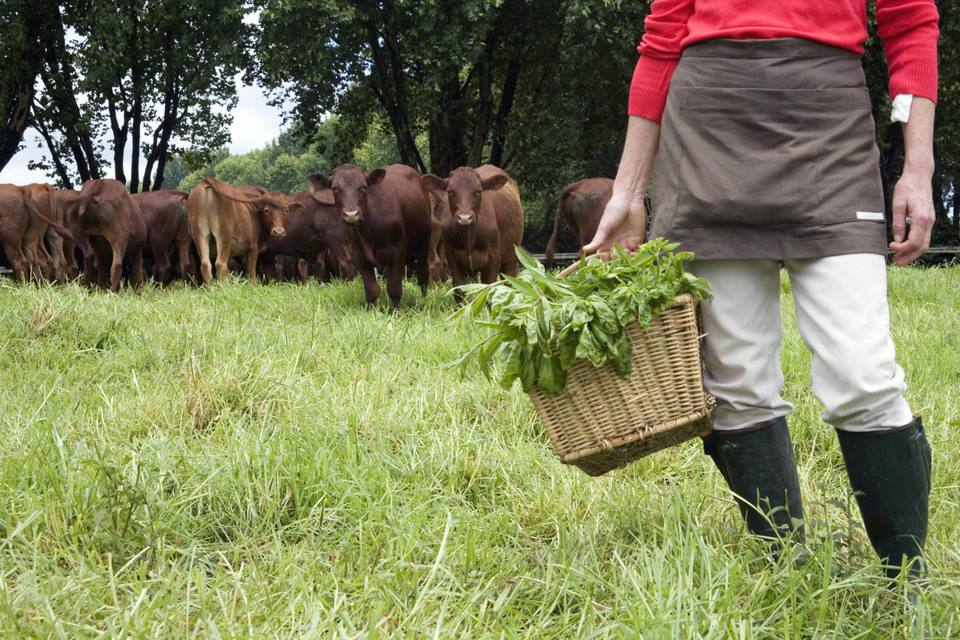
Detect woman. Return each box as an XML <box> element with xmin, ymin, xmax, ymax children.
<box><xmin>586</xmin><ymin>0</ymin><xmax>938</xmax><ymax>579</ymax></box>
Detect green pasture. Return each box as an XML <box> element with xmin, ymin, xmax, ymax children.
<box><xmin>0</xmin><ymin>265</ymin><xmax>958</xmax><ymax>638</ymax></box>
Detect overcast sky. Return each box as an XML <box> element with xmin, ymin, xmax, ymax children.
<box><xmin>0</xmin><ymin>77</ymin><xmax>289</xmax><ymax>185</ymax></box>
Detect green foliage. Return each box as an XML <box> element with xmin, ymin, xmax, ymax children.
<box><xmin>179</xmin><ymin>136</ymin><xmax>329</xmax><ymax>193</ymax></box>
<box><xmin>454</xmin><ymin>240</ymin><xmax>711</xmax><ymax>395</ymax></box>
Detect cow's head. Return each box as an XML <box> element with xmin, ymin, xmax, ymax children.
<box><xmin>254</xmin><ymin>193</ymin><xmax>301</xmax><ymax>238</ymax></box>
<box><xmin>309</xmin><ymin>165</ymin><xmax>386</xmax><ymax>225</ymax></box>
<box><xmin>421</xmin><ymin>168</ymin><xmax>509</xmax><ymax>227</ymax></box>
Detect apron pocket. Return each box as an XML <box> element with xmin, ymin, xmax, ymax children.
<box><xmin>673</xmin><ymin>87</ymin><xmax>874</xmax><ymax>229</ymax></box>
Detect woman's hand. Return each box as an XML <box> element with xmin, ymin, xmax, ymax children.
<box><xmin>583</xmin><ymin>195</ymin><xmax>647</xmax><ymax>256</ymax></box>
<box><xmin>889</xmin><ymin>168</ymin><xmax>934</xmax><ymax>266</ymax></box>
<box><xmin>891</xmin><ymin>96</ymin><xmax>936</xmax><ymax>266</ymax></box>
<box><xmin>582</xmin><ymin>115</ymin><xmax>660</xmax><ymax>257</ymax></box>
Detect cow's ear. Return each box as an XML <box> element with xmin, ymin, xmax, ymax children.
<box><xmin>288</xmin><ymin>201</ymin><xmax>305</xmax><ymax>212</ymax></box>
<box><xmin>481</xmin><ymin>174</ymin><xmax>509</xmax><ymax>191</ymax></box>
<box><xmin>311</xmin><ymin>190</ymin><xmax>335</xmax><ymax>206</ymax></box>
<box><xmin>421</xmin><ymin>174</ymin><xmax>448</xmax><ymax>193</ymax></box>
<box><xmin>309</xmin><ymin>173</ymin><xmax>332</xmax><ymax>191</ymax></box>
<box><xmin>366</xmin><ymin>169</ymin><xmax>386</xmax><ymax>187</ymax></box>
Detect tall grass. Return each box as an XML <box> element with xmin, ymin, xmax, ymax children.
<box><xmin>0</xmin><ymin>265</ymin><xmax>958</xmax><ymax>638</ymax></box>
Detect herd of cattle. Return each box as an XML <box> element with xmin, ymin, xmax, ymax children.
<box><xmin>0</xmin><ymin>164</ymin><xmax>613</xmax><ymax>307</ymax></box>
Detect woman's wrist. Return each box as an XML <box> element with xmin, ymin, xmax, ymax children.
<box><xmin>612</xmin><ymin>116</ymin><xmax>661</xmax><ymax>203</ymax></box>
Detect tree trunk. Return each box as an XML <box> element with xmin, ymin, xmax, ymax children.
<box><xmin>0</xmin><ymin>6</ymin><xmax>43</xmax><ymax>172</ymax></box>
<box><xmin>361</xmin><ymin>3</ymin><xmax>425</xmax><ymax>172</ymax></box>
<box><xmin>489</xmin><ymin>54</ymin><xmax>522</xmax><ymax>168</ymax></box>
<box><xmin>429</xmin><ymin>67</ymin><xmax>469</xmax><ymax>176</ymax></box>
<box><xmin>37</xmin><ymin>5</ymin><xmax>101</xmax><ymax>183</ymax></box>
<box><xmin>107</xmin><ymin>91</ymin><xmax>129</xmax><ymax>184</ymax></box>
<box><xmin>33</xmin><ymin>109</ymin><xmax>73</xmax><ymax>188</ymax></box>
<box><xmin>128</xmin><ymin>0</ymin><xmax>143</xmax><ymax>192</ymax></box>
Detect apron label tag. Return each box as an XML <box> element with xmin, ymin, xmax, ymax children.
<box><xmin>856</xmin><ymin>211</ymin><xmax>885</xmax><ymax>221</ymax></box>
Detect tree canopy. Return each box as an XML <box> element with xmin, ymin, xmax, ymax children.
<box><xmin>1</xmin><ymin>1</ymin><xmax>958</xmax><ymax>245</ymax></box>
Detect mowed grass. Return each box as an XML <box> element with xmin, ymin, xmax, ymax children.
<box><xmin>0</xmin><ymin>264</ymin><xmax>958</xmax><ymax>639</ymax></box>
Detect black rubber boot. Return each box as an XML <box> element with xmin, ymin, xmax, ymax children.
<box><xmin>836</xmin><ymin>417</ymin><xmax>931</xmax><ymax>580</ymax></box>
<box><xmin>702</xmin><ymin>416</ymin><xmax>805</xmax><ymax>540</ymax></box>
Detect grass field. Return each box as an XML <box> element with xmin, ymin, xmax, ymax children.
<box><xmin>0</xmin><ymin>264</ymin><xmax>958</xmax><ymax>639</ymax></box>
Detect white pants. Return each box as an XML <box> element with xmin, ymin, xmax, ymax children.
<box><xmin>691</xmin><ymin>254</ymin><xmax>913</xmax><ymax>433</ymax></box>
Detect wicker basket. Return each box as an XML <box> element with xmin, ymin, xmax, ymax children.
<box><xmin>529</xmin><ymin>294</ymin><xmax>715</xmax><ymax>476</ymax></box>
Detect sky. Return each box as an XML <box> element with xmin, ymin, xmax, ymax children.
<box><xmin>0</xmin><ymin>77</ymin><xmax>289</xmax><ymax>185</ymax></box>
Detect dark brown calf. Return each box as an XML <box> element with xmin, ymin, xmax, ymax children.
<box><xmin>132</xmin><ymin>189</ymin><xmax>194</xmax><ymax>284</ymax></box>
<box><xmin>0</xmin><ymin>184</ymin><xmax>33</xmax><ymax>281</ymax></box>
<box><xmin>187</xmin><ymin>177</ymin><xmax>301</xmax><ymax>285</ymax></box>
<box><xmin>309</xmin><ymin>164</ymin><xmax>433</xmax><ymax>308</ymax></box>
<box><xmin>421</xmin><ymin>165</ymin><xmax>524</xmax><ymax>301</ymax></box>
<box><xmin>544</xmin><ymin>177</ymin><xmax>614</xmax><ymax>268</ymax></box>
<box><xmin>259</xmin><ymin>190</ymin><xmax>355</xmax><ymax>284</ymax></box>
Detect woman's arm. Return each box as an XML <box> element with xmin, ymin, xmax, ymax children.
<box><xmin>889</xmin><ymin>97</ymin><xmax>936</xmax><ymax>266</ymax></box>
<box><xmin>583</xmin><ymin>116</ymin><xmax>660</xmax><ymax>254</ymax></box>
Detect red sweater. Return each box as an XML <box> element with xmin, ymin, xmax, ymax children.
<box><xmin>629</xmin><ymin>0</ymin><xmax>940</xmax><ymax>122</ymax></box>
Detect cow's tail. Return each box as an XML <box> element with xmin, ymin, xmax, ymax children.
<box><xmin>544</xmin><ymin>190</ymin><xmax>569</xmax><ymax>270</ymax></box>
<box><xmin>26</xmin><ymin>188</ymin><xmax>75</xmax><ymax>243</ymax></box>
<box><xmin>201</xmin><ymin>177</ymin><xmax>261</xmax><ymax>205</ymax></box>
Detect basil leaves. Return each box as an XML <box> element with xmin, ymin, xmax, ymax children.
<box><xmin>453</xmin><ymin>239</ymin><xmax>711</xmax><ymax>396</ymax></box>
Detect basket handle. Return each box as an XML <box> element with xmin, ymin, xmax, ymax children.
<box><xmin>557</xmin><ymin>260</ymin><xmax>583</xmax><ymax>279</ymax></box>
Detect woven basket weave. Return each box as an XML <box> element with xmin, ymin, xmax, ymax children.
<box><xmin>529</xmin><ymin>294</ymin><xmax>715</xmax><ymax>476</ymax></box>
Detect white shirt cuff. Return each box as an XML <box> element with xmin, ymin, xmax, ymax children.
<box><xmin>891</xmin><ymin>94</ymin><xmax>914</xmax><ymax>124</ymax></box>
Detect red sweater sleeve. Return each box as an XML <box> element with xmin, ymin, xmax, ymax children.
<box><xmin>876</xmin><ymin>0</ymin><xmax>940</xmax><ymax>102</ymax></box>
<box><xmin>628</xmin><ymin>0</ymin><xmax>696</xmax><ymax>122</ymax></box>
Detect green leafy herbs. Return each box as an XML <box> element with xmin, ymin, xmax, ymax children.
<box><xmin>452</xmin><ymin>239</ymin><xmax>711</xmax><ymax>396</ymax></box>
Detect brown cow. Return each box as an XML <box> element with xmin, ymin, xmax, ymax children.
<box><xmin>308</xmin><ymin>164</ymin><xmax>433</xmax><ymax>308</ymax></box>
<box><xmin>544</xmin><ymin>177</ymin><xmax>613</xmax><ymax>268</ymax></box>
<box><xmin>0</xmin><ymin>184</ymin><xmax>34</xmax><ymax>281</ymax></box>
<box><xmin>258</xmin><ymin>190</ymin><xmax>355</xmax><ymax>284</ymax></box>
<box><xmin>132</xmin><ymin>189</ymin><xmax>194</xmax><ymax>284</ymax></box>
<box><xmin>0</xmin><ymin>183</ymin><xmax>73</xmax><ymax>281</ymax></box>
<box><xmin>57</xmin><ymin>180</ymin><xmax>147</xmax><ymax>292</ymax></box>
<box><xmin>421</xmin><ymin>165</ymin><xmax>525</xmax><ymax>302</ymax></box>
<box><xmin>187</xmin><ymin>177</ymin><xmax>300</xmax><ymax>285</ymax></box>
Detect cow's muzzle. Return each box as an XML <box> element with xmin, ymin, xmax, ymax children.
<box><xmin>271</xmin><ymin>227</ymin><xmax>287</xmax><ymax>238</ymax></box>
<box><xmin>456</xmin><ymin>213</ymin><xmax>475</xmax><ymax>227</ymax></box>
<box><xmin>342</xmin><ymin>209</ymin><xmax>362</xmax><ymax>225</ymax></box>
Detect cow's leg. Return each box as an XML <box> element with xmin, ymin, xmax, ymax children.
<box><xmin>191</xmin><ymin>213</ymin><xmax>214</xmax><ymax>286</ymax></box>
<box><xmin>63</xmin><ymin>239</ymin><xmax>79</xmax><ymax>280</ymax></box>
<box><xmin>357</xmin><ymin>261</ymin><xmax>380</xmax><ymax>306</ymax></box>
<box><xmin>414</xmin><ymin>256</ymin><xmax>430</xmax><ymax>296</ymax></box>
<box><xmin>176</xmin><ymin>226</ymin><xmax>194</xmax><ymax>283</ymax></box>
<box><xmin>196</xmin><ymin>236</ymin><xmax>213</xmax><ymax>286</ymax></box>
<box><xmin>80</xmin><ymin>246</ymin><xmax>97</xmax><ymax>287</ymax></box>
<box><xmin>2</xmin><ymin>242</ymin><xmax>28</xmax><ymax>283</ymax></box>
<box><xmin>46</xmin><ymin>229</ymin><xmax>66</xmax><ymax>282</ymax></box>
<box><xmin>296</xmin><ymin>258</ymin><xmax>308</xmax><ymax>284</ymax></box>
<box><xmin>386</xmin><ymin>252</ymin><xmax>405</xmax><ymax>309</ymax></box>
<box><xmin>449</xmin><ymin>257</ymin><xmax>469</xmax><ymax>306</ymax></box>
<box><xmin>129</xmin><ymin>245</ymin><xmax>145</xmax><ymax>289</ymax></box>
<box><xmin>245</xmin><ymin>247</ymin><xmax>259</xmax><ymax>283</ymax></box>
<box><xmin>211</xmin><ymin>222</ymin><xmax>230</xmax><ymax>282</ymax></box>
<box><xmin>483</xmin><ymin>250</ymin><xmax>502</xmax><ymax>284</ymax></box>
<box><xmin>151</xmin><ymin>237</ymin><xmax>171</xmax><ymax>285</ymax></box>
<box><xmin>109</xmin><ymin>239</ymin><xmax>127</xmax><ymax>293</ymax></box>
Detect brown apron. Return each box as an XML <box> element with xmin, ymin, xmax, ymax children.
<box><xmin>650</xmin><ymin>38</ymin><xmax>888</xmax><ymax>260</ymax></box>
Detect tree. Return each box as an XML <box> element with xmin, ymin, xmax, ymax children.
<box><xmin>28</xmin><ymin>0</ymin><xmax>251</xmax><ymax>191</ymax></box>
<box><xmin>0</xmin><ymin>0</ymin><xmax>45</xmax><ymax>173</ymax></box>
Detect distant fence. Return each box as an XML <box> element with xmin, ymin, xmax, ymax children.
<box><xmin>4</xmin><ymin>248</ymin><xmax>957</xmax><ymax>278</ymax></box>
